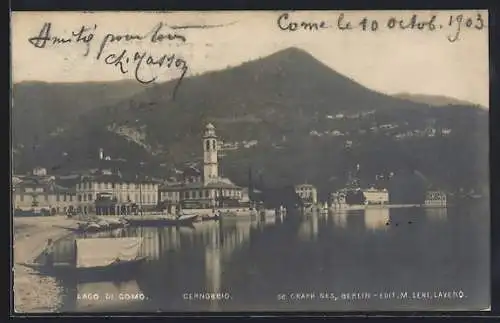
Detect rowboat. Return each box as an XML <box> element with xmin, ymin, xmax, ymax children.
<box><xmin>124</xmin><ymin>213</ymin><xmax>199</xmax><ymax>227</ymax></box>
<box><xmin>21</xmin><ymin>237</ymin><xmax>146</xmax><ymax>283</ymax></box>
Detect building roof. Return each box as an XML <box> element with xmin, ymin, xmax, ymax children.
<box><xmin>160</xmin><ymin>179</ymin><xmax>241</xmax><ymax>191</ymax></box>
<box><xmin>80</xmin><ymin>174</ymin><xmax>160</xmax><ymax>184</ymax></box>
<box><xmin>13</xmin><ymin>179</ymin><xmax>75</xmax><ymax>194</ymax></box>
<box><xmin>363</xmin><ymin>188</ymin><xmax>388</xmax><ymax>192</ymax></box>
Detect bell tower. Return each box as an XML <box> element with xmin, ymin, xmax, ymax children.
<box><xmin>203</xmin><ymin>123</ymin><xmax>218</xmax><ymax>184</ymax></box>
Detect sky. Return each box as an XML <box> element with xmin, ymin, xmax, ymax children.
<box><xmin>11</xmin><ymin>10</ymin><xmax>489</xmax><ymax>107</ymax></box>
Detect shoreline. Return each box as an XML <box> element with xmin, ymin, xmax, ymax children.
<box><xmin>13</xmin><ymin>216</ymin><xmax>79</xmax><ymax>313</ymax></box>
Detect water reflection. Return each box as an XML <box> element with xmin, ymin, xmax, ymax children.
<box><xmin>425</xmin><ymin>207</ymin><xmax>448</xmax><ymax>222</ymax></box>
<box><xmin>298</xmin><ymin>213</ymin><xmax>319</xmax><ymax>241</ymax></box>
<box><xmin>51</xmin><ymin>206</ymin><xmax>489</xmax><ymax>312</ymax></box>
<box><xmin>364</xmin><ymin>208</ymin><xmax>390</xmax><ymax>231</ymax></box>
<box><xmin>331</xmin><ymin>211</ymin><xmax>347</xmax><ymax>228</ymax></box>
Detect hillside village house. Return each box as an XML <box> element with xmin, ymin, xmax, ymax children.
<box><xmin>159</xmin><ymin>123</ymin><xmax>243</xmax><ymax>211</ymax></box>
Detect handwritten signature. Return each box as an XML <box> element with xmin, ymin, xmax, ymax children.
<box><xmin>97</xmin><ymin>48</ymin><xmax>188</xmax><ymax>98</ymax></box>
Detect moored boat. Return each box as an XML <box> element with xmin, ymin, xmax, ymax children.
<box><xmin>124</xmin><ymin>213</ymin><xmax>199</xmax><ymax>227</ymax></box>
<box><xmin>200</xmin><ymin>214</ymin><xmax>221</xmax><ymax>221</ymax></box>
<box><xmin>21</xmin><ymin>237</ymin><xmax>147</xmax><ymax>283</ymax></box>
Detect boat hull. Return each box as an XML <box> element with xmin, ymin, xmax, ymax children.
<box><xmin>21</xmin><ymin>257</ymin><xmax>147</xmax><ymax>283</ymax></box>
<box><xmin>125</xmin><ymin>216</ymin><xmax>199</xmax><ymax>227</ymax></box>
<box><xmin>200</xmin><ymin>215</ymin><xmax>220</xmax><ymax>222</ymax></box>
<box><xmin>73</xmin><ymin>224</ymin><xmax>128</xmax><ymax>234</ymax></box>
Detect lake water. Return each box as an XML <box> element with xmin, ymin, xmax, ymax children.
<box><xmin>52</xmin><ymin>205</ymin><xmax>490</xmax><ymax>312</ymax></box>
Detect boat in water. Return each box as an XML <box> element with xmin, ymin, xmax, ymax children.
<box><xmin>124</xmin><ymin>213</ymin><xmax>200</xmax><ymax>227</ymax></box>
<box><xmin>200</xmin><ymin>213</ymin><xmax>221</xmax><ymax>221</ymax></box>
<box><xmin>75</xmin><ymin>218</ymin><xmax>128</xmax><ymax>233</ymax></box>
<box><xmin>21</xmin><ymin>237</ymin><xmax>147</xmax><ymax>283</ymax></box>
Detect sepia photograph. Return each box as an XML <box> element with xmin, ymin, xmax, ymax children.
<box><xmin>11</xmin><ymin>10</ymin><xmax>489</xmax><ymax>313</ymax></box>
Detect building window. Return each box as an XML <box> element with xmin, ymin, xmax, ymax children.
<box><xmin>112</xmin><ymin>183</ymin><xmax>115</xmax><ymax>189</ymax></box>
<box><xmin>78</xmin><ymin>195</ymin><xmax>82</xmax><ymax>202</ymax></box>
<box><xmin>184</xmin><ymin>191</ymin><xmax>189</xmax><ymax>199</ymax></box>
<box><xmin>88</xmin><ymin>193</ymin><xmax>92</xmax><ymax>201</ymax></box>
<box><xmin>206</xmin><ymin>140</ymin><xmax>210</xmax><ymax>151</ymax></box>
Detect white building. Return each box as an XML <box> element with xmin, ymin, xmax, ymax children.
<box><xmin>32</xmin><ymin>166</ymin><xmax>47</xmax><ymax>176</ymax></box>
<box><xmin>424</xmin><ymin>191</ymin><xmax>447</xmax><ymax>207</ymax></box>
<box><xmin>295</xmin><ymin>184</ymin><xmax>318</xmax><ymax>205</ymax></box>
<box><xmin>362</xmin><ymin>188</ymin><xmax>389</xmax><ymax>205</ymax></box>
<box><xmin>75</xmin><ymin>174</ymin><xmax>159</xmax><ymax>214</ymax></box>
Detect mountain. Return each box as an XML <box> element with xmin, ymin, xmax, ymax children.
<box><xmin>12</xmin><ymin>47</ymin><xmax>489</xmax><ymax>198</ymax></box>
<box><xmin>393</xmin><ymin>93</ymin><xmax>485</xmax><ymax>108</ymax></box>
<box><xmin>12</xmin><ymin>80</ymin><xmax>146</xmax><ymax>152</ymax></box>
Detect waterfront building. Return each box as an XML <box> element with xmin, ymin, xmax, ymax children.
<box><xmin>12</xmin><ymin>168</ymin><xmax>77</xmax><ymax>215</ymax></box>
<box><xmin>424</xmin><ymin>190</ymin><xmax>447</xmax><ymax>207</ymax></box>
<box><xmin>158</xmin><ymin>123</ymin><xmax>243</xmax><ymax>210</ymax></box>
<box><xmin>362</xmin><ymin>188</ymin><xmax>389</xmax><ymax>205</ymax></box>
<box><xmin>294</xmin><ymin>184</ymin><xmax>318</xmax><ymax>205</ymax></box>
<box><xmin>329</xmin><ymin>187</ymin><xmax>389</xmax><ymax>207</ymax></box>
<box><xmin>76</xmin><ymin>173</ymin><xmax>160</xmax><ymax>215</ymax></box>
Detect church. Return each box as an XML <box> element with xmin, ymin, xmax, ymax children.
<box><xmin>159</xmin><ymin>123</ymin><xmax>244</xmax><ymax>209</ymax></box>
